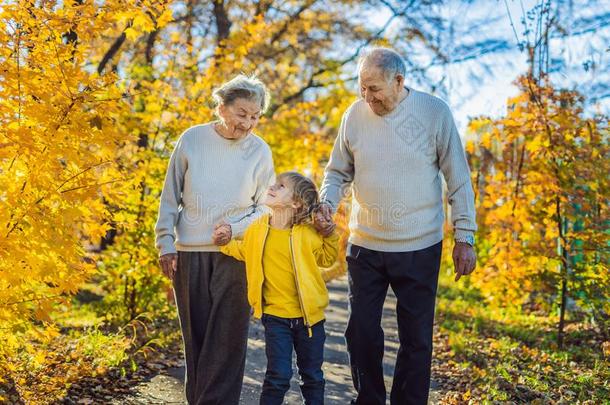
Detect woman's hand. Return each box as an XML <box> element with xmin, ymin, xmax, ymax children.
<box><xmin>159</xmin><ymin>253</ymin><xmax>178</xmax><ymax>281</ymax></box>
<box><xmin>212</xmin><ymin>222</ymin><xmax>232</xmax><ymax>246</ymax></box>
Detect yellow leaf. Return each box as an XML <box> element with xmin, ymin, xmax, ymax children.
<box><xmin>156</xmin><ymin>9</ymin><xmax>174</xmax><ymax>28</ymax></box>
<box><xmin>480</xmin><ymin>132</ymin><xmax>492</xmax><ymax>148</ymax></box>
<box><xmin>34</xmin><ymin>351</ymin><xmax>46</xmax><ymax>366</ymax></box>
<box><xmin>462</xmin><ymin>389</ymin><xmax>471</xmax><ymax>400</ymax></box>
<box><xmin>124</xmin><ymin>27</ymin><xmax>139</xmax><ymax>41</ymax></box>
<box><xmin>132</xmin><ymin>14</ymin><xmax>154</xmax><ymax>32</ymax></box>
<box><xmin>465</xmin><ymin>140</ymin><xmax>475</xmax><ymax>154</ymax></box>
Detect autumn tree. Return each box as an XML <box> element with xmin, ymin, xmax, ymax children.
<box><xmin>0</xmin><ymin>0</ymin><xmax>171</xmax><ymax>372</ymax></box>
<box><xmin>465</xmin><ymin>0</ymin><xmax>609</xmax><ymax>347</ymax></box>
<box><xmin>467</xmin><ymin>77</ymin><xmax>609</xmax><ymax>345</ymax></box>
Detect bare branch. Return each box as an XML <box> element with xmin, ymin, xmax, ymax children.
<box><xmin>97</xmin><ymin>26</ymin><xmax>128</xmax><ymax>74</ymax></box>
<box><xmin>213</xmin><ymin>0</ymin><xmax>232</xmax><ymax>44</ymax></box>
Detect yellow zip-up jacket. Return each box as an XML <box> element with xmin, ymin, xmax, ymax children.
<box><xmin>220</xmin><ymin>214</ymin><xmax>339</xmax><ymax>336</ymax></box>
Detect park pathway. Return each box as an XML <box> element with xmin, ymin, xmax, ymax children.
<box><xmin>115</xmin><ymin>276</ymin><xmax>441</xmax><ymax>404</ymax></box>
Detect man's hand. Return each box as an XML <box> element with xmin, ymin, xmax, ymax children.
<box><xmin>212</xmin><ymin>222</ymin><xmax>232</xmax><ymax>246</ymax></box>
<box><xmin>313</xmin><ymin>202</ymin><xmax>335</xmax><ymax>237</ymax></box>
<box><xmin>452</xmin><ymin>242</ymin><xmax>476</xmax><ymax>281</ymax></box>
<box><xmin>317</xmin><ymin>202</ymin><xmax>333</xmax><ymax>222</ymax></box>
<box><xmin>159</xmin><ymin>253</ymin><xmax>178</xmax><ymax>281</ymax></box>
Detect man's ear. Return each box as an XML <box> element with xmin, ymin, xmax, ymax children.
<box><xmin>395</xmin><ymin>74</ymin><xmax>405</xmax><ymax>89</ymax></box>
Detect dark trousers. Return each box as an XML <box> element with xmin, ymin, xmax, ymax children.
<box><xmin>345</xmin><ymin>241</ymin><xmax>442</xmax><ymax>405</ymax></box>
<box><xmin>260</xmin><ymin>314</ymin><xmax>326</xmax><ymax>405</ymax></box>
<box><xmin>173</xmin><ymin>251</ymin><xmax>250</xmax><ymax>405</ymax></box>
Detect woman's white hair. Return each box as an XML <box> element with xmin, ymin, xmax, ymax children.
<box><xmin>212</xmin><ymin>74</ymin><xmax>271</xmax><ymax>113</ymax></box>
<box><xmin>357</xmin><ymin>47</ymin><xmax>406</xmax><ymax>84</ymax></box>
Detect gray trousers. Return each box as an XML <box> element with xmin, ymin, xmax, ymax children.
<box><xmin>174</xmin><ymin>251</ymin><xmax>250</xmax><ymax>405</ymax></box>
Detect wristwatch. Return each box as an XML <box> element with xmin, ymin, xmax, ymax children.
<box><xmin>455</xmin><ymin>235</ymin><xmax>475</xmax><ymax>246</ymax></box>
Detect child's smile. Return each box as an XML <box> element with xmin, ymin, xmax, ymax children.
<box><xmin>264</xmin><ymin>179</ymin><xmax>296</xmax><ymax>209</ymax></box>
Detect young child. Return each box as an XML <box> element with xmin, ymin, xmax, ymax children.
<box><xmin>213</xmin><ymin>171</ymin><xmax>339</xmax><ymax>405</ymax></box>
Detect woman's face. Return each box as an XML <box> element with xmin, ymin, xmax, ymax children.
<box><xmin>217</xmin><ymin>98</ymin><xmax>262</xmax><ymax>139</ymax></box>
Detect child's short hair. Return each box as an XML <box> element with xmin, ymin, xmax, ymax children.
<box><xmin>277</xmin><ymin>171</ymin><xmax>320</xmax><ymax>225</ymax></box>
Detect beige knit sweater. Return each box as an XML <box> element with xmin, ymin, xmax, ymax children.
<box><xmin>155</xmin><ymin>123</ymin><xmax>275</xmax><ymax>256</ymax></box>
<box><xmin>320</xmin><ymin>88</ymin><xmax>477</xmax><ymax>252</ymax></box>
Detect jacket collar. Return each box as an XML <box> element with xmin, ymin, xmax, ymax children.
<box><xmin>256</xmin><ymin>213</ymin><xmax>309</xmax><ymax>232</ymax></box>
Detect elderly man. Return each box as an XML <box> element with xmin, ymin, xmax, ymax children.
<box><xmin>317</xmin><ymin>47</ymin><xmax>477</xmax><ymax>404</ymax></box>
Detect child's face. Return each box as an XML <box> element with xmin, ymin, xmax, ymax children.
<box><xmin>264</xmin><ymin>178</ymin><xmax>299</xmax><ymax>209</ymax></box>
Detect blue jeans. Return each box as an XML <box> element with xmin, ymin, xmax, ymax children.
<box><xmin>260</xmin><ymin>314</ymin><xmax>325</xmax><ymax>405</ymax></box>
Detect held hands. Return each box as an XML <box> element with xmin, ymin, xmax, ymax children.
<box><xmin>212</xmin><ymin>222</ymin><xmax>232</xmax><ymax>246</ymax></box>
<box><xmin>452</xmin><ymin>242</ymin><xmax>476</xmax><ymax>281</ymax></box>
<box><xmin>159</xmin><ymin>253</ymin><xmax>178</xmax><ymax>281</ymax></box>
<box><xmin>313</xmin><ymin>202</ymin><xmax>336</xmax><ymax>237</ymax></box>
<box><xmin>160</xmin><ymin>222</ymin><xmax>232</xmax><ymax>281</ymax></box>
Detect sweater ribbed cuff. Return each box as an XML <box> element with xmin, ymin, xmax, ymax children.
<box><xmin>157</xmin><ymin>235</ymin><xmax>177</xmax><ymax>256</ymax></box>
<box><xmin>230</xmin><ymin>220</ymin><xmax>248</xmax><ymax>238</ymax></box>
<box><xmin>321</xmin><ymin>199</ymin><xmax>338</xmax><ymax>215</ymax></box>
<box><xmin>454</xmin><ymin>228</ymin><xmax>475</xmax><ymax>241</ymax></box>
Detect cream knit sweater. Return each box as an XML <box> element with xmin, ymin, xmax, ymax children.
<box><xmin>155</xmin><ymin>123</ymin><xmax>275</xmax><ymax>256</ymax></box>
<box><xmin>320</xmin><ymin>88</ymin><xmax>477</xmax><ymax>252</ymax></box>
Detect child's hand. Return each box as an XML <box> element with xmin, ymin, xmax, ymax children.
<box><xmin>212</xmin><ymin>222</ymin><xmax>232</xmax><ymax>246</ymax></box>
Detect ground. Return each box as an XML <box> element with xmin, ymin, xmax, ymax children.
<box><xmin>108</xmin><ymin>276</ymin><xmax>442</xmax><ymax>404</ymax></box>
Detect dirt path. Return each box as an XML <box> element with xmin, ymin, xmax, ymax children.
<box><xmin>115</xmin><ymin>276</ymin><xmax>441</xmax><ymax>404</ymax></box>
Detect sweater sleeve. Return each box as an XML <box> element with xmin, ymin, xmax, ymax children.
<box><xmin>154</xmin><ymin>135</ymin><xmax>187</xmax><ymax>256</ymax></box>
<box><xmin>436</xmin><ymin>104</ymin><xmax>477</xmax><ymax>240</ymax></box>
<box><xmin>229</xmin><ymin>147</ymin><xmax>275</xmax><ymax>237</ymax></box>
<box><xmin>320</xmin><ymin>110</ymin><xmax>354</xmax><ymax>213</ymax></box>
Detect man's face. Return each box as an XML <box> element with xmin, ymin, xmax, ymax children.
<box><xmin>359</xmin><ymin>64</ymin><xmax>404</xmax><ymax>116</ymax></box>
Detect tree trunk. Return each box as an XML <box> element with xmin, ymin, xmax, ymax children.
<box><xmin>556</xmin><ymin>196</ymin><xmax>569</xmax><ymax>349</ymax></box>
<box><xmin>213</xmin><ymin>0</ymin><xmax>232</xmax><ymax>44</ymax></box>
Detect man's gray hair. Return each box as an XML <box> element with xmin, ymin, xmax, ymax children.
<box><xmin>212</xmin><ymin>74</ymin><xmax>270</xmax><ymax>113</ymax></box>
<box><xmin>357</xmin><ymin>47</ymin><xmax>406</xmax><ymax>84</ymax></box>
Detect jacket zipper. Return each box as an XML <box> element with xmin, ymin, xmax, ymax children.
<box><xmin>260</xmin><ymin>223</ymin><xmax>270</xmax><ymax>316</ymax></box>
<box><xmin>289</xmin><ymin>229</ymin><xmax>312</xmax><ymax>337</ymax></box>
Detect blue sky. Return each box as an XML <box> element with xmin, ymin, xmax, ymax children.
<box><xmin>369</xmin><ymin>0</ymin><xmax>609</xmax><ymax>134</ymax></box>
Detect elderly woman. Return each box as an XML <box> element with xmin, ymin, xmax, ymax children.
<box><xmin>155</xmin><ymin>75</ymin><xmax>275</xmax><ymax>404</ymax></box>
